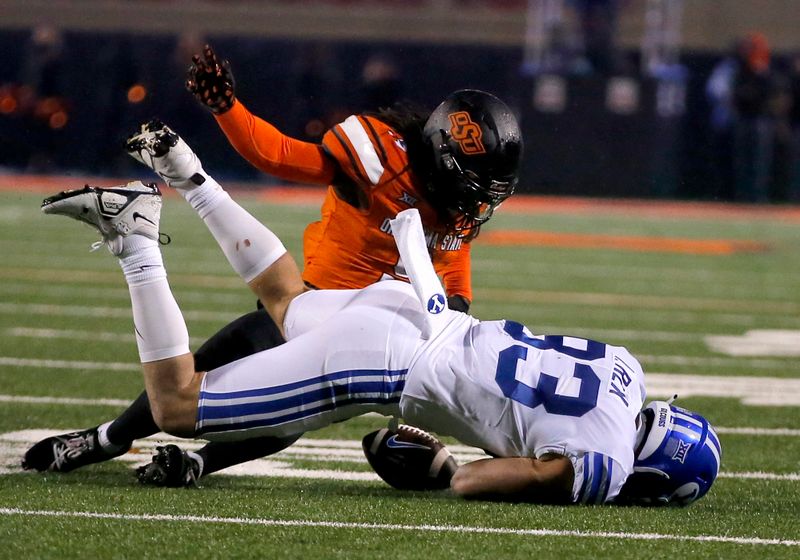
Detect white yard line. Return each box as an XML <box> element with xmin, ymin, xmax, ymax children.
<box><xmin>645</xmin><ymin>373</ymin><xmax>800</xmax><ymax>406</ymax></box>
<box><xmin>0</xmin><ymin>358</ymin><xmax>140</xmax><ymax>372</ymax></box>
<box><xmin>0</xmin><ymin>395</ymin><xmax>133</xmax><ymax>407</ymax></box>
<box><xmin>0</xmin><ymin>302</ymin><xmax>236</xmax><ymax>323</ymax></box>
<box><xmin>0</xmin><ymin>282</ymin><xmax>249</xmax><ymax>306</ymax></box>
<box><xmin>719</xmin><ymin>472</ymin><xmax>800</xmax><ymax>481</ymax></box>
<box><xmin>2</xmin><ymin>361</ymin><xmax>800</xmax><ymax>405</ymax></box>
<box><xmin>477</xmin><ymin>287</ymin><xmax>798</xmax><ymax>315</ymax></box>
<box><xmin>6</xmin><ymin>327</ymin><xmax>800</xmax><ymax>371</ymax></box>
<box><xmin>3</xmin><ymin>279</ymin><xmax>798</xmax><ymax>319</ymax></box>
<box><xmin>1</xmin><ymin>430</ymin><xmax>798</xmax><ymax>482</ymax></box>
<box><xmin>637</xmin><ymin>354</ymin><xmax>798</xmax><ymax>370</ymax></box>
<box><xmin>715</xmin><ymin>427</ymin><xmax>800</xmax><ymax>436</ymax></box>
<box><xmin>7</xmin><ymin>323</ymin><xmax>700</xmax><ymax>344</ymax></box>
<box><xmin>7</xmin><ymin>328</ymin><xmax>206</xmax><ymax>346</ymax></box>
<box><xmin>472</xmin><ymin>258</ymin><xmax>797</xmax><ymax>287</ymax></box>
<box><xmin>0</xmin><ymin>508</ymin><xmax>797</xmax><ymax>547</ymax></box>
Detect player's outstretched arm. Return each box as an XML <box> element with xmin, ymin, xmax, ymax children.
<box><xmin>214</xmin><ymin>101</ymin><xmax>336</xmax><ymax>185</ymax></box>
<box><xmin>187</xmin><ymin>45</ymin><xmax>335</xmax><ymax>185</ymax></box>
<box><xmin>450</xmin><ymin>455</ymin><xmax>574</xmax><ymax>504</ymax></box>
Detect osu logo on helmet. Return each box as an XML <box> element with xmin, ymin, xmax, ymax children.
<box><xmin>448</xmin><ymin>111</ymin><xmax>486</xmax><ymax>155</ymax></box>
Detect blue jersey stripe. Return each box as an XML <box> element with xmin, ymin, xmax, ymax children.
<box><xmin>579</xmin><ymin>454</ymin><xmax>592</xmax><ymax>503</ymax></box>
<box><xmin>199</xmin><ymin>379</ymin><xmax>405</xmax><ymax>420</ymax></box>
<box><xmin>578</xmin><ymin>452</ymin><xmax>614</xmax><ymax>504</ymax></box>
<box><xmin>597</xmin><ymin>455</ymin><xmax>613</xmax><ymax>504</ymax></box>
<box><xmin>198</xmin><ymin>395</ymin><xmax>400</xmax><ymax>435</ymax></box>
<box><xmin>588</xmin><ymin>452</ymin><xmax>604</xmax><ymax>502</ymax></box>
<box><xmin>200</xmin><ymin>368</ymin><xmax>408</xmax><ymax>401</ymax></box>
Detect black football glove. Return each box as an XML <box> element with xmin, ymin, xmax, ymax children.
<box><xmin>186</xmin><ymin>44</ymin><xmax>236</xmax><ymax>115</ymax></box>
<box><xmin>447</xmin><ymin>295</ymin><xmax>470</xmax><ymax>313</ymax></box>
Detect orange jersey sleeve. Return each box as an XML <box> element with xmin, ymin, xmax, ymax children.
<box><xmin>301</xmin><ymin>115</ymin><xmax>473</xmax><ymax>302</ymax></box>
<box><xmin>214</xmin><ymin>100</ymin><xmax>336</xmax><ymax>185</ymax></box>
<box><xmin>436</xmin><ymin>240</ymin><xmax>472</xmax><ymax>301</ymax></box>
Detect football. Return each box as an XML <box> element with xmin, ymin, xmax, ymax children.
<box><xmin>362</xmin><ymin>424</ymin><xmax>458</xmax><ymax>491</ymax></box>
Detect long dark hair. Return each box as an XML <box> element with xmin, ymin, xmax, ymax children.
<box><xmin>367</xmin><ymin>101</ymin><xmax>457</xmax><ymax>233</ymax></box>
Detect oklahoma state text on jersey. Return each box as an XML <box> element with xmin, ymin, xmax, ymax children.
<box><xmin>215</xmin><ymin>103</ymin><xmax>472</xmax><ymax>301</ymax></box>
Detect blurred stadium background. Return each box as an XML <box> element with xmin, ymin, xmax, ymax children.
<box><xmin>2</xmin><ymin>4</ymin><xmax>800</xmax><ymax>556</ymax></box>
<box><xmin>1</xmin><ymin>0</ymin><xmax>799</xmax><ymax>202</ymax></box>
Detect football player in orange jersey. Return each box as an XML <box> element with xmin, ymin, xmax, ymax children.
<box><xmin>22</xmin><ymin>45</ymin><xmax>523</xmax><ymax>486</ymax></box>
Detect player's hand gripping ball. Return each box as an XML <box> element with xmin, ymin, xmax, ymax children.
<box><xmin>186</xmin><ymin>45</ymin><xmax>236</xmax><ymax>115</ymax></box>
<box><xmin>362</xmin><ymin>425</ymin><xmax>458</xmax><ymax>490</ymax></box>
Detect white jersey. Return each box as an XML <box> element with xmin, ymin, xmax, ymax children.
<box><xmin>198</xmin><ymin>280</ymin><xmax>644</xmax><ymax>504</ymax></box>
<box><xmin>199</xmin><ymin>204</ymin><xmax>645</xmax><ymax>504</ymax></box>
<box><xmin>284</xmin><ymin>280</ymin><xmax>646</xmax><ymax>504</ymax></box>
<box><xmin>400</xmin><ymin>315</ymin><xmax>646</xmax><ymax>504</ymax></box>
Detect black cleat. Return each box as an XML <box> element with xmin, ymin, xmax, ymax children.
<box><xmin>136</xmin><ymin>444</ymin><xmax>200</xmax><ymax>487</ymax></box>
<box><xmin>22</xmin><ymin>427</ymin><xmax>130</xmax><ymax>473</ymax></box>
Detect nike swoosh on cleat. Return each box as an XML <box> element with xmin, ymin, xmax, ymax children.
<box><xmin>132</xmin><ymin>212</ymin><xmax>156</xmax><ymax>226</ymax></box>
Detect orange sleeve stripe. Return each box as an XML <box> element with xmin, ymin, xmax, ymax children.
<box><xmin>323</xmin><ymin>115</ymin><xmax>396</xmax><ymax>187</ymax></box>
<box><xmin>359</xmin><ymin>116</ymin><xmax>389</xmax><ymax>166</ymax></box>
<box><xmin>215</xmin><ymin>101</ymin><xmax>336</xmax><ymax>185</ymax></box>
<box><xmin>327</xmin><ymin>125</ymin><xmax>369</xmax><ymax>185</ymax></box>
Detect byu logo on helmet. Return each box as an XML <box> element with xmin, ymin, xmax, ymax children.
<box><xmin>427</xmin><ymin>293</ymin><xmax>446</xmax><ymax>314</ymax></box>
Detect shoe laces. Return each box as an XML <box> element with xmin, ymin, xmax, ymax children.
<box><xmin>52</xmin><ymin>433</ymin><xmax>93</xmax><ymax>470</ymax></box>
<box><xmin>128</xmin><ymin>121</ymin><xmax>177</xmax><ymax>157</ymax></box>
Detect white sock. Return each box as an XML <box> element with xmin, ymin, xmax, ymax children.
<box><xmin>174</xmin><ymin>173</ymin><xmax>226</xmax><ymax>219</ymax></box>
<box><xmin>96</xmin><ymin>421</ymin><xmax>127</xmax><ymax>453</ymax></box>
<box><xmin>118</xmin><ymin>235</ymin><xmax>164</xmax><ymax>286</ymax></box>
<box><xmin>117</xmin><ymin>236</ymin><xmax>190</xmax><ymax>363</ymax></box>
<box><xmin>186</xmin><ymin>450</ymin><xmax>204</xmax><ymax>478</ymax></box>
<box><xmin>181</xmin><ymin>175</ymin><xmax>286</xmax><ymax>282</ymax></box>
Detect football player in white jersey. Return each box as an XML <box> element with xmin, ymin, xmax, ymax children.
<box><xmin>36</xmin><ymin>140</ymin><xmax>721</xmax><ymax>505</ymax></box>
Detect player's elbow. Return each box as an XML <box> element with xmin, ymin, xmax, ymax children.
<box><xmin>449</xmin><ymin>465</ymin><xmax>484</xmax><ymax>498</ymax></box>
<box><xmin>450</xmin><ymin>456</ymin><xmax>574</xmax><ymax>504</ymax></box>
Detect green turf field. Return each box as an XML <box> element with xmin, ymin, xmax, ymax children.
<box><xmin>1</xmin><ymin>190</ymin><xmax>799</xmax><ymax>558</ymax></box>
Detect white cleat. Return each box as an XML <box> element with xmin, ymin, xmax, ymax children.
<box><xmin>125</xmin><ymin>119</ymin><xmax>207</xmax><ymax>189</ymax></box>
<box><xmin>41</xmin><ymin>180</ymin><xmax>163</xmax><ymax>255</ymax></box>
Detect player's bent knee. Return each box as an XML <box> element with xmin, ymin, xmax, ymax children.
<box><xmin>149</xmin><ymin>397</ymin><xmax>197</xmax><ymax>437</ymax></box>
<box><xmin>142</xmin><ymin>357</ymin><xmax>201</xmax><ymax>437</ymax></box>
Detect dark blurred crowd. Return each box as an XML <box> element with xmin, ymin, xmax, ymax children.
<box><xmin>705</xmin><ymin>32</ymin><xmax>800</xmax><ymax>202</ymax></box>
<box><xmin>0</xmin><ymin>26</ymin><xmax>417</xmax><ymax>182</ymax></box>
<box><xmin>2</xmin><ymin>23</ymin><xmax>800</xmax><ymax>202</ymax></box>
